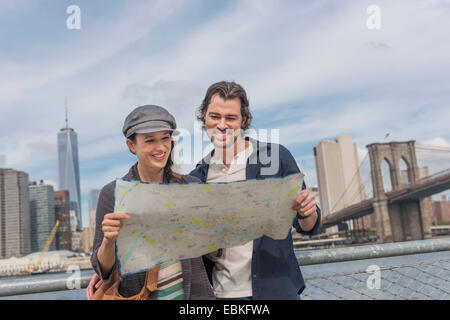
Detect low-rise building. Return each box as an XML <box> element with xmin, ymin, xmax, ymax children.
<box><xmin>0</xmin><ymin>250</ymin><xmax>92</xmax><ymax>276</ymax></box>
<box><xmin>71</xmin><ymin>232</ymin><xmax>83</xmax><ymax>252</ymax></box>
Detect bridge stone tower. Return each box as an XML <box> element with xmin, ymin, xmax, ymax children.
<box><xmin>367</xmin><ymin>140</ymin><xmax>432</xmax><ymax>243</ymax></box>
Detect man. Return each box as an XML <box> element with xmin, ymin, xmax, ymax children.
<box><xmin>189</xmin><ymin>81</ymin><xmax>321</xmax><ymax>300</ymax></box>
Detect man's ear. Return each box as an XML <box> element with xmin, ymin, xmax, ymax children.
<box><xmin>241</xmin><ymin>116</ymin><xmax>247</xmax><ymax>129</ymax></box>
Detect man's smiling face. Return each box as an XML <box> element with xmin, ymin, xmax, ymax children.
<box><xmin>203</xmin><ymin>93</ymin><xmax>246</xmax><ymax>149</ymax></box>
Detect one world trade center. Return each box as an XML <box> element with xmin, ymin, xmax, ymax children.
<box><xmin>57</xmin><ymin>106</ymin><xmax>82</xmax><ymax>231</ymax></box>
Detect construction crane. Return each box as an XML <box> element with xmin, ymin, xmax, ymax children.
<box><xmin>28</xmin><ymin>220</ymin><xmax>60</xmax><ymax>273</ymax></box>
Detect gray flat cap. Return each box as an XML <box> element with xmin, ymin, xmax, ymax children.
<box><xmin>122</xmin><ymin>105</ymin><xmax>177</xmax><ymax>138</ymax></box>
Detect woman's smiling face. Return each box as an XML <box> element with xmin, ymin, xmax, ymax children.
<box><xmin>127</xmin><ymin>130</ymin><xmax>172</xmax><ymax>170</ymax></box>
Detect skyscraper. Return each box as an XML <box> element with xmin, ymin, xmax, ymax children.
<box><xmin>29</xmin><ymin>181</ymin><xmax>56</xmax><ymax>253</ymax></box>
<box><xmin>57</xmin><ymin>104</ymin><xmax>82</xmax><ymax>231</ymax></box>
<box><xmin>314</xmin><ymin>136</ymin><xmax>372</xmax><ymax>232</ymax></box>
<box><xmin>0</xmin><ymin>168</ymin><xmax>31</xmax><ymax>258</ymax></box>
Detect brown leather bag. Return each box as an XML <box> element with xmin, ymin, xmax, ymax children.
<box><xmin>90</xmin><ymin>265</ymin><xmax>160</xmax><ymax>300</ymax></box>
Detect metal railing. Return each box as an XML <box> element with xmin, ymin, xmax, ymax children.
<box><xmin>0</xmin><ymin>270</ymin><xmax>95</xmax><ymax>297</ymax></box>
<box><xmin>296</xmin><ymin>238</ymin><xmax>450</xmax><ymax>265</ymax></box>
<box><xmin>0</xmin><ymin>238</ymin><xmax>449</xmax><ymax>298</ymax></box>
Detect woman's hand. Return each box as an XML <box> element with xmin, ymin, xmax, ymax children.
<box><xmin>86</xmin><ymin>273</ymin><xmax>103</xmax><ymax>300</ymax></box>
<box><xmin>102</xmin><ymin>213</ymin><xmax>130</xmax><ymax>243</ymax></box>
<box><xmin>97</xmin><ymin>212</ymin><xmax>130</xmax><ymax>277</ymax></box>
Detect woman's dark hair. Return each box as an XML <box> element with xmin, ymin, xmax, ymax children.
<box><xmin>196</xmin><ymin>81</ymin><xmax>253</xmax><ymax>130</ymax></box>
<box><xmin>127</xmin><ymin>133</ymin><xmax>181</xmax><ymax>183</ymax></box>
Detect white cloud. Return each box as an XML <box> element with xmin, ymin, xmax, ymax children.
<box><xmin>0</xmin><ymin>131</ymin><xmax>57</xmax><ymax>172</ymax></box>
<box><xmin>0</xmin><ymin>0</ymin><xmax>189</xmax><ymax>103</ymax></box>
<box><xmin>4</xmin><ymin>0</ymin><xmax>449</xmax><ymax>172</ymax></box>
<box><xmin>43</xmin><ymin>179</ymin><xmax>58</xmax><ymax>189</ymax></box>
<box><xmin>421</xmin><ymin>137</ymin><xmax>450</xmax><ymax>148</ymax></box>
<box><xmin>80</xmin><ymin>163</ymin><xmax>136</xmax><ymax>200</ymax></box>
<box><xmin>416</xmin><ymin>137</ymin><xmax>450</xmax><ymax>176</ymax></box>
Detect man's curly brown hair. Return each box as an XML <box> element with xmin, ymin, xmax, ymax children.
<box><xmin>196</xmin><ymin>81</ymin><xmax>253</xmax><ymax>130</ymax></box>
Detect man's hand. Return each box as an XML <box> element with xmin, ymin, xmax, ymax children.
<box><xmin>86</xmin><ymin>273</ymin><xmax>103</xmax><ymax>300</ymax></box>
<box><xmin>291</xmin><ymin>189</ymin><xmax>317</xmax><ymax>218</ymax></box>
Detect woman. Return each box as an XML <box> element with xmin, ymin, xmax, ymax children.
<box><xmin>87</xmin><ymin>105</ymin><xmax>215</xmax><ymax>300</ymax></box>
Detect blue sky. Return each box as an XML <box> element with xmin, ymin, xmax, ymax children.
<box><xmin>1</xmin><ymin>0</ymin><xmax>449</xmax><ymax>228</ymax></box>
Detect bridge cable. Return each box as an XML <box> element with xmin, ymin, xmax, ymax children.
<box><xmin>330</xmin><ymin>153</ymin><xmax>369</xmax><ymax>213</ymax></box>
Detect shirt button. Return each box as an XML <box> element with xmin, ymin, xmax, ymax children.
<box><xmin>253</xmin><ymin>274</ymin><xmax>257</xmax><ymax>278</ymax></box>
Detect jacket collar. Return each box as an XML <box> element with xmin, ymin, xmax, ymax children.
<box><xmin>200</xmin><ymin>136</ymin><xmax>265</xmax><ymax>165</ymax></box>
<box><xmin>194</xmin><ymin>137</ymin><xmax>272</xmax><ymax>180</ymax></box>
<box><xmin>123</xmin><ymin>162</ymin><xmax>141</xmax><ymax>181</ymax></box>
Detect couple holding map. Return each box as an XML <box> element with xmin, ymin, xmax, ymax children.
<box><xmin>87</xmin><ymin>81</ymin><xmax>321</xmax><ymax>300</ymax></box>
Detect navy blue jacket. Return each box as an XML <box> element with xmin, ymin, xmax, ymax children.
<box><xmin>189</xmin><ymin>138</ymin><xmax>321</xmax><ymax>299</ymax></box>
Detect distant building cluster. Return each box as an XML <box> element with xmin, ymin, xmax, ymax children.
<box><xmin>0</xmin><ymin>118</ymin><xmax>101</xmax><ymax>269</ymax></box>
<box><xmin>0</xmin><ymin>169</ymin><xmax>100</xmax><ymax>261</ymax></box>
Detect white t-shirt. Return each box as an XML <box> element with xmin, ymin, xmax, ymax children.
<box><xmin>206</xmin><ymin>142</ymin><xmax>254</xmax><ymax>298</ymax></box>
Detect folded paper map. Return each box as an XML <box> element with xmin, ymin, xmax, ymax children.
<box><xmin>115</xmin><ymin>173</ymin><xmax>304</xmax><ymax>275</ymax></box>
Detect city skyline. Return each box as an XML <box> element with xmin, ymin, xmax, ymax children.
<box><xmin>0</xmin><ymin>1</ymin><xmax>449</xmax><ymax>228</ymax></box>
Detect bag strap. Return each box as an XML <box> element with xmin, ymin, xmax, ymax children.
<box><xmin>145</xmin><ymin>265</ymin><xmax>160</xmax><ymax>292</ymax></box>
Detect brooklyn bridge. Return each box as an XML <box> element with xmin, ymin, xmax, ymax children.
<box><xmin>320</xmin><ymin>140</ymin><xmax>450</xmax><ymax>243</ymax></box>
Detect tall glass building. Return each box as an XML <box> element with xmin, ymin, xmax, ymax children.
<box><xmin>57</xmin><ymin>118</ymin><xmax>82</xmax><ymax>231</ymax></box>
<box><xmin>29</xmin><ymin>181</ymin><xmax>56</xmax><ymax>253</ymax></box>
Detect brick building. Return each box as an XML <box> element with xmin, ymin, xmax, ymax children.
<box><xmin>54</xmin><ymin>190</ymin><xmax>72</xmax><ymax>250</ymax></box>
<box><xmin>432</xmin><ymin>195</ymin><xmax>450</xmax><ymax>224</ymax></box>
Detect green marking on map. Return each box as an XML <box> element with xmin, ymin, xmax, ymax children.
<box><xmin>142</xmin><ymin>234</ymin><xmax>159</xmax><ymax>246</ymax></box>
<box><xmin>190</xmin><ymin>217</ymin><xmax>215</xmax><ymax>227</ymax></box>
<box><xmin>164</xmin><ymin>203</ymin><xmax>174</xmax><ymax>208</ymax></box>
<box><xmin>287</xmin><ymin>184</ymin><xmax>301</xmax><ymax>198</ymax></box>
<box><xmin>127</xmin><ymin>229</ymin><xmax>140</xmax><ymax>238</ymax></box>
<box><xmin>223</xmin><ymin>212</ymin><xmax>239</xmax><ymax>225</ymax></box>
<box><xmin>204</xmin><ymin>184</ymin><xmax>211</xmax><ymax>191</ymax></box>
<box><xmin>205</xmin><ymin>242</ymin><xmax>218</xmax><ymax>252</ymax></box>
